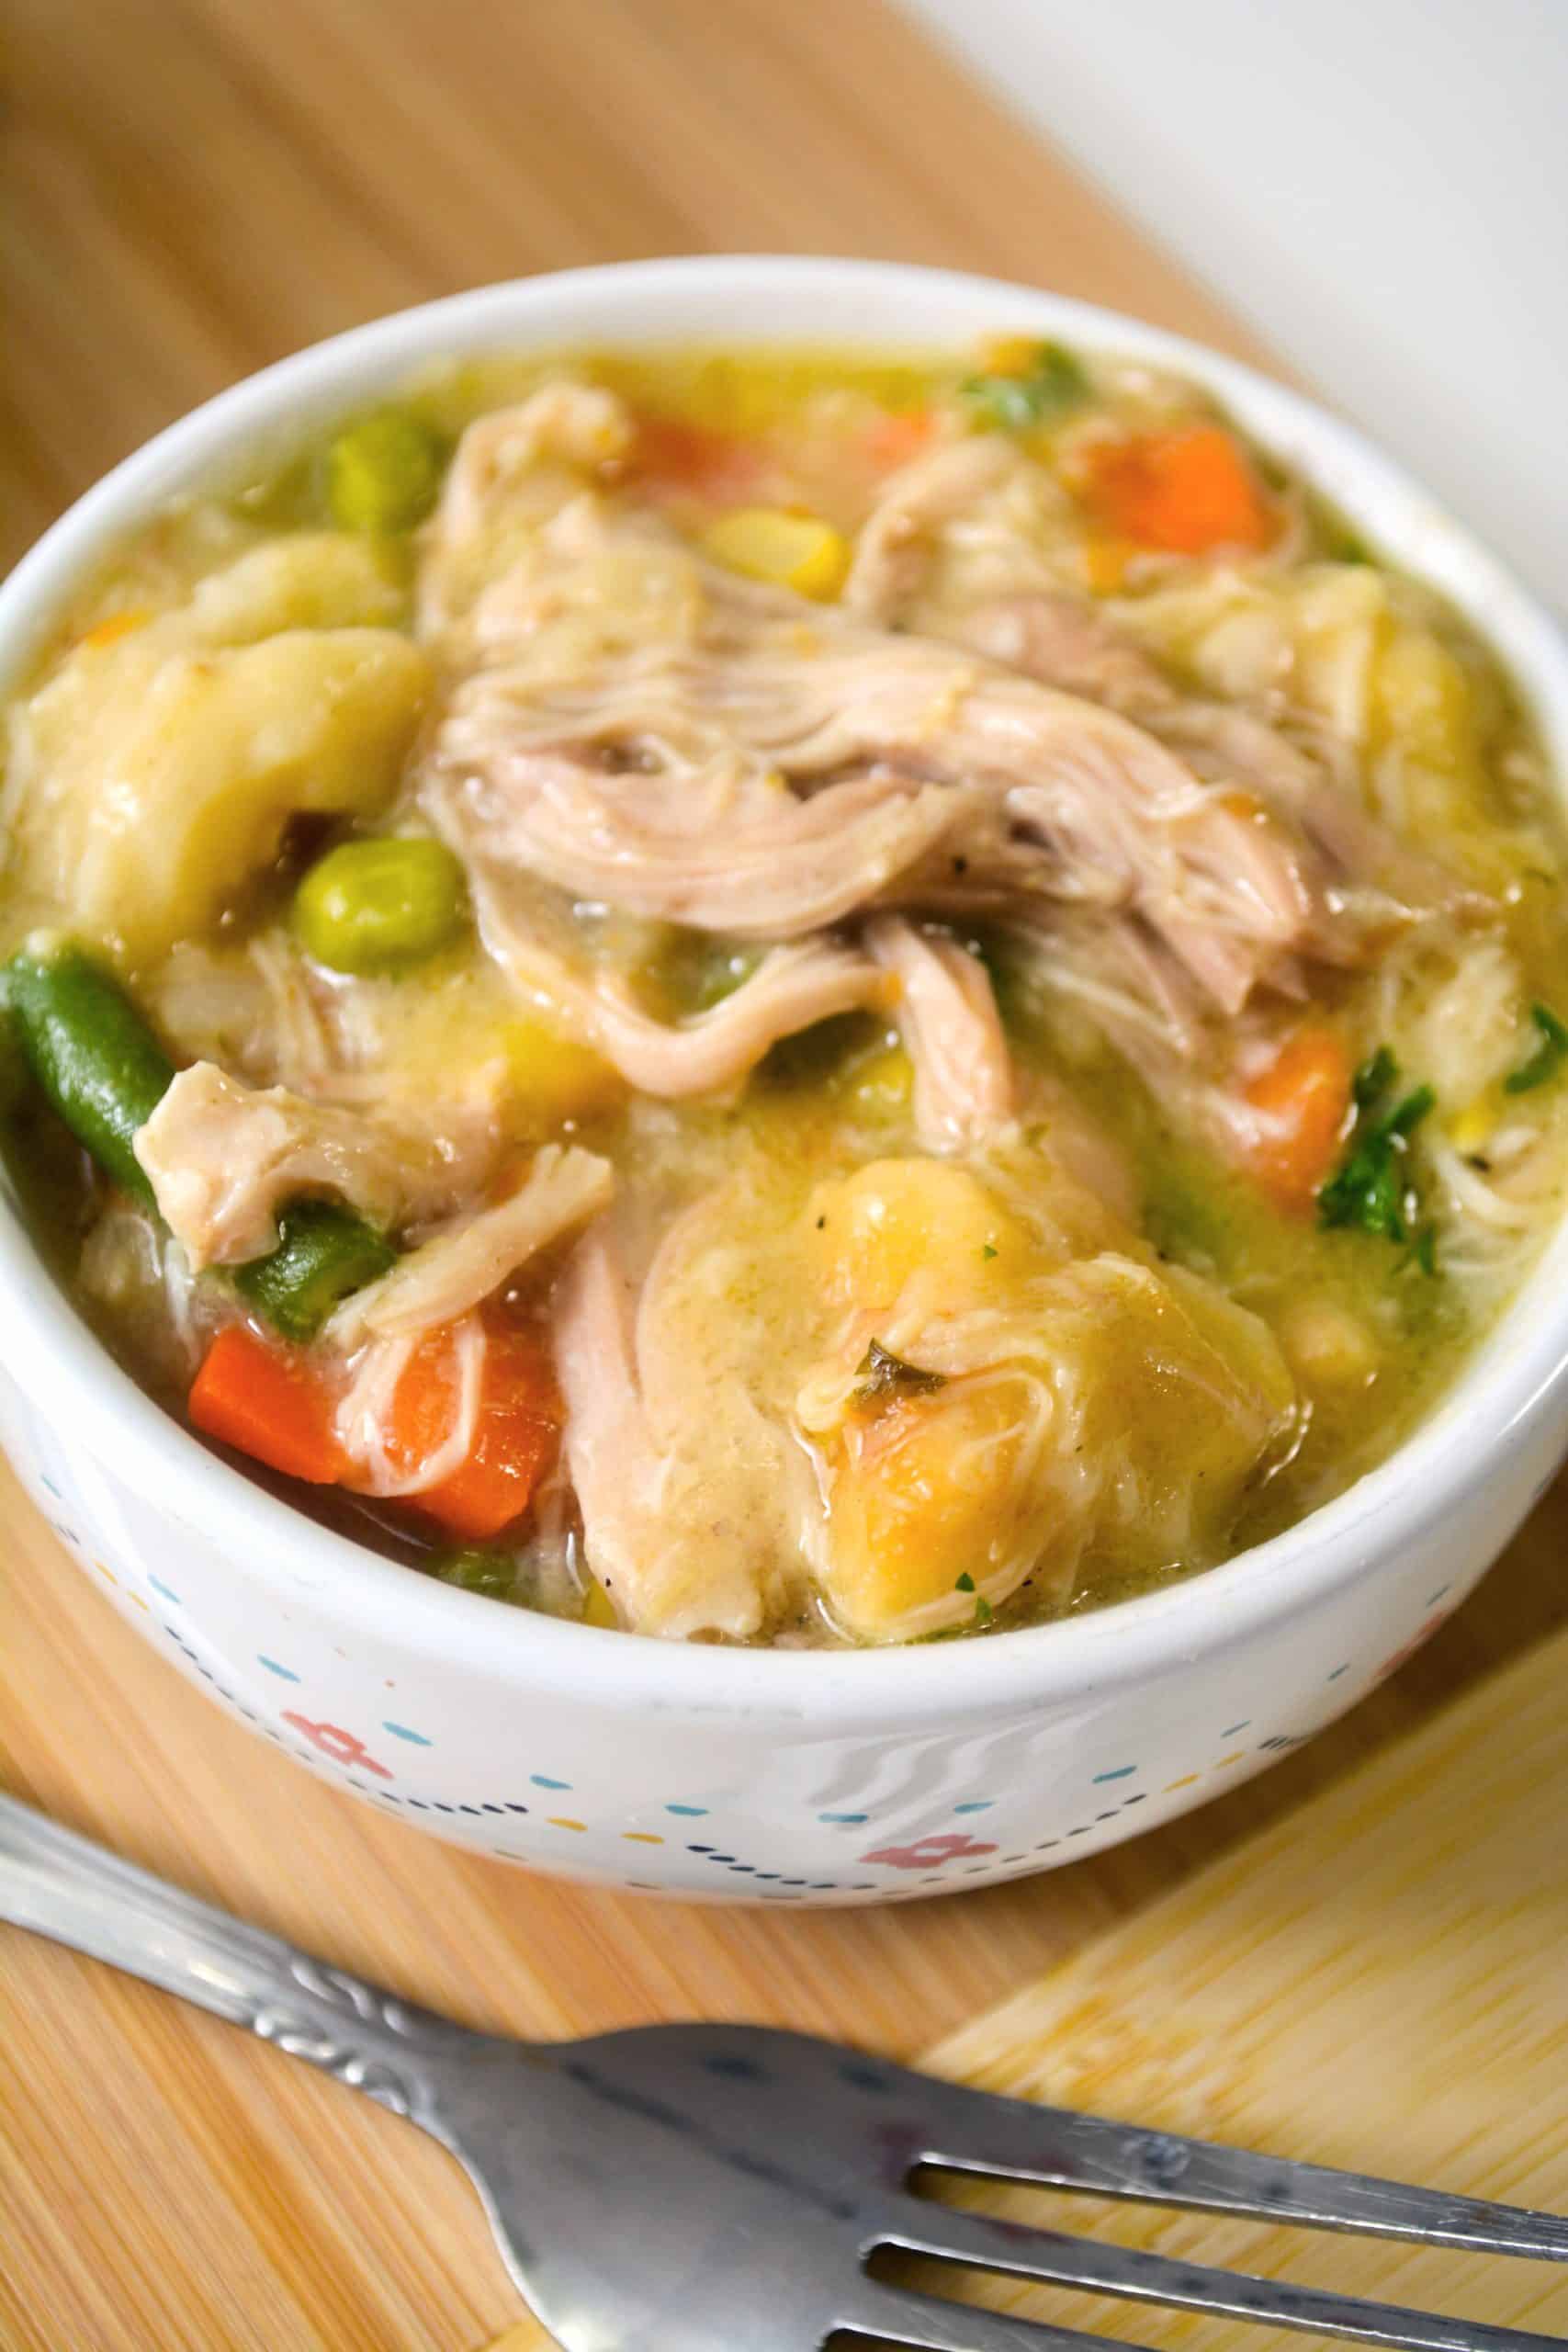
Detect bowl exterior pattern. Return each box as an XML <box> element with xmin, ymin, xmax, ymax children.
<box><xmin>7</xmin><ymin>1377</ymin><xmax>1559</xmax><ymax>1904</ymax></box>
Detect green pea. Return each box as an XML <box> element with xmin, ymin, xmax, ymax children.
<box><xmin>325</xmin><ymin>411</ymin><xmax>444</xmax><ymax>535</ymax></box>
<box><xmin>295</xmin><ymin>838</ymin><xmax>468</xmax><ymax>975</ymax></box>
<box><xmin>4</xmin><ymin>943</ymin><xmax>175</xmax><ymax>1208</ymax></box>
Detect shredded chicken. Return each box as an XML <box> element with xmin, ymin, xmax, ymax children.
<box><xmin>334</xmin><ymin>1313</ymin><xmax>488</xmax><ymax>1499</ymax></box>
<box><xmin>132</xmin><ymin>1063</ymin><xmax>491</xmax><ymax>1271</ymax></box>
<box><xmin>948</xmin><ymin>591</ymin><xmax>1172</xmax><ymax>717</ymax></box>
<box><xmin>552</xmin><ymin>1217</ymin><xmax>805</xmax><ymax>1638</ymax></box>
<box><xmin>469</xmin><ymin>909</ymin><xmax>888</xmax><ymax>1098</ymax></box>
<box><xmin>865</xmin><ymin>914</ymin><xmax>1015</xmax><ymax>1151</ymax></box>
<box><xmin>841</xmin><ymin>436</ymin><xmax>1028</xmax><ymax>621</ymax></box>
<box><xmin>414</xmin><ymin>402</ymin><xmax>1483</xmax><ymax>1119</ymax></box>
<box><xmin>419</xmin><ymin>385</ymin><xmax>634</xmax><ymax>640</ymax></box>
<box><xmin>424</xmin><ymin>498</ymin><xmax>1329</xmax><ymax>1024</ymax></box>
<box><xmin>330</xmin><ymin>1143</ymin><xmax>614</xmax><ymax>1343</ymax></box>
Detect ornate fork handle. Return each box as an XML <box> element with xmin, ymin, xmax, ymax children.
<box><xmin>0</xmin><ymin>1793</ymin><xmax>468</xmax><ymax>2125</ymax></box>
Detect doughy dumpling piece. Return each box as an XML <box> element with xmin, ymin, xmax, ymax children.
<box><xmin>187</xmin><ymin>534</ymin><xmax>409</xmax><ymax>639</ymax></box>
<box><xmin>7</xmin><ymin>532</ymin><xmax>425</xmax><ymax>961</ymax></box>
<box><xmin>799</xmin><ymin>1152</ymin><xmax>1296</xmax><ymax>1643</ymax></box>
<box><xmin>16</xmin><ymin>625</ymin><xmax>427</xmax><ymax>962</ymax></box>
<box><xmin>818</xmin><ymin>1371</ymin><xmax>1060</xmax><ymax>1642</ymax></box>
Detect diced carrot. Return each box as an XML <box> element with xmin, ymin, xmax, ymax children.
<box><xmin>863</xmin><ymin>409</ymin><xmax>935</xmax><ymax>472</ymax></box>
<box><xmin>633</xmin><ymin>417</ymin><xmax>762</xmax><ymax>500</ymax></box>
<box><xmin>385</xmin><ymin>1317</ymin><xmax>560</xmax><ymax>1542</ymax></box>
<box><xmin>189</xmin><ymin>1325</ymin><xmax>349</xmax><ymax>1485</ymax></box>
<box><xmin>1242</xmin><ymin>1027</ymin><xmax>1353</xmax><ymax>1214</ymax></box>
<box><xmin>1086</xmin><ymin>424</ymin><xmax>1274</xmax><ymax>555</ymax></box>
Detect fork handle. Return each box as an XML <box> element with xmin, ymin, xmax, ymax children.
<box><xmin>0</xmin><ymin>1793</ymin><xmax>465</xmax><ymax>2124</ymax></box>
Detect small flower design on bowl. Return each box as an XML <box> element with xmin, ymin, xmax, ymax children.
<box><xmin>282</xmin><ymin>1711</ymin><xmax>393</xmax><ymax>1781</ymax></box>
<box><xmin>859</xmin><ymin>1830</ymin><xmax>998</xmax><ymax>1871</ymax></box>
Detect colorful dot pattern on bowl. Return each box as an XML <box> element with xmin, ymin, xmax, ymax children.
<box><xmin>21</xmin><ymin>1447</ymin><xmax>1456</xmax><ymax>1900</ymax></box>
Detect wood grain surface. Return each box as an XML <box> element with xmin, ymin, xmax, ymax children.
<box><xmin>1</xmin><ymin>3</ymin><xmax>1565</xmax><ymax>2347</ymax></box>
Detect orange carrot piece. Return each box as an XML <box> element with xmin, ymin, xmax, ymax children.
<box><xmin>633</xmin><ymin>417</ymin><xmax>762</xmax><ymax>500</ymax></box>
<box><xmin>189</xmin><ymin>1325</ymin><xmax>349</xmax><ymax>1485</ymax></box>
<box><xmin>387</xmin><ymin>1318</ymin><xmax>560</xmax><ymax>1542</ymax></box>
<box><xmin>1243</xmin><ymin>1028</ymin><xmax>1353</xmax><ymax>1213</ymax></box>
<box><xmin>863</xmin><ymin>409</ymin><xmax>935</xmax><ymax>472</ymax></box>
<box><xmin>1087</xmin><ymin>424</ymin><xmax>1274</xmax><ymax>555</ymax></box>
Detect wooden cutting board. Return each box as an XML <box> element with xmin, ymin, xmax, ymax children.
<box><xmin>913</xmin><ymin>1623</ymin><xmax>1568</xmax><ymax>2349</ymax></box>
<box><xmin>3</xmin><ymin>3</ymin><xmax>1567</xmax><ymax>2346</ymax></box>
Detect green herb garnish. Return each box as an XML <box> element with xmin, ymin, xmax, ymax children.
<box><xmin>854</xmin><ymin>1338</ymin><xmax>947</xmax><ymax>1406</ymax></box>
<box><xmin>962</xmin><ymin>342</ymin><xmax>1089</xmax><ymax>432</ymax></box>
<box><xmin>974</xmin><ymin>1594</ymin><xmax>995</xmax><ymax>1628</ymax></box>
<box><xmin>954</xmin><ymin>1571</ymin><xmax>976</xmax><ymax>1592</ymax></box>
<box><xmin>1504</xmin><ymin>1002</ymin><xmax>1568</xmax><ymax>1095</ymax></box>
<box><xmin>980</xmin><ymin>1242</ymin><xmax>998</xmax><ymax>1261</ymax></box>
<box><xmin>1400</xmin><ymin>1223</ymin><xmax>1438</xmax><ymax>1277</ymax></box>
<box><xmin>1317</xmin><ymin>1047</ymin><xmax>1435</xmax><ymax>1250</ymax></box>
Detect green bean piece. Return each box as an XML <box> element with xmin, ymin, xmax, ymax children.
<box><xmin>326</xmin><ymin>411</ymin><xmax>444</xmax><ymax>535</ymax></box>
<box><xmin>294</xmin><ymin>837</ymin><xmax>468</xmax><ymax>975</ymax></box>
<box><xmin>233</xmin><ymin>1200</ymin><xmax>397</xmax><ymax>1342</ymax></box>
<box><xmin>431</xmin><ymin>1546</ymin><xmax>517</xmax><ymax>1599</ymax></box>
<box><xmin>3</xmin><ymin>944</ymin><xmax>175</xmax><ymax>1208</ymax></box>
<box><xmin>4</xmin><ymin>940</ymin><xmax>397</xmax><ymax>1336</ymax></box>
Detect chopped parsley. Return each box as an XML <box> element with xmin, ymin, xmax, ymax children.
<box><xmin>854</xmin><ymin>1338</ymin><xmax>947</xmax><ymax>1406</ymax></box>
<box><xmin>954</xmin><ymin>1571</ymin><xmax>976</xmax><ymax>1592</ymax></box>
<box><xmin>1504</xmin><ymin>1001</ymin><xmax>1568</xmax><ymax>1095</ymax></box>
<box><xmin>974</xmin><ymin>1594</ymin><xmax>995</xmax><ymax>1627</ymax></box>
<box><xmin>1400</xmin><ymin>1223</ymin><xmax>1438</xmax><ymax>1277</ymax></box>
<box><xmin>962</xmin><ymin>341</ymin><xmax>1089</xmax><ymax>432</ymax></box>
<box><xmin>980</xmin><ymin>1242</ymin><xmax>998</xmax><ymax>1261</ymax></box>
<box><xmin>1317</xmin><ymin>1047</ymin><xmax>1436</xmax><ymax>1254</ymax></box>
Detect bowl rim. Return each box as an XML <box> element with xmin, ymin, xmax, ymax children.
<box><xmin>4</xmin><ymin>252</ymin><xmax>1567</xmax><ymax>1724</ymax></box>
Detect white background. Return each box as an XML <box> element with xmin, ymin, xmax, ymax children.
<box><xmin>901</xmin><ymin>0</ymin><xmax>1568</xmax><ymax>611</ymax></box>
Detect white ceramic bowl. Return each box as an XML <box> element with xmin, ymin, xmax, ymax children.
<box><xmin>4</xmin><ymin>258</ymin><xmax>1566</xmax><ymax>1906</ymax></box>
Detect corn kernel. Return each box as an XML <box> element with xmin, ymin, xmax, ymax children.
<box><xmin>840</xmin><ymin>1042</ymin><xmax>914</xmax><ymax>1115</ymax></box>
<box><xmin>503</xmin><ymin>1018</ymin><xmax>622</xmax><ymax>1127</ymax></box>
<box><xmin>977</xmin><ymin>334</ymin><xmax>1041</xmax><ymax>379</ymax></box>
<box><xmin>581</xmin><ymin>1573</ymin><xmax>619</xmax><ymax>1629</ymax></box>
<box><xmin>1450</xmin><ymin>1095</ymin><xmax>1496</xmax><ymax>1155</ymax></box>
<box><xmin>702</xmin><ymin>507</ymin><xmax>851</xmax><ymax>601</ymax></box>
<box><xmin>1083</xmin><ymin>537</ymin><xmax>1130</xmax><ymax>596</ymax></box>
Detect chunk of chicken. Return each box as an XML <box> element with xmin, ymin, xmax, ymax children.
<box><xmin>864</xmin><ymin>914</ymin><xmax>1015</xmax><ymax>1152</ymax></box>
<box><xmin>330</xmin><ymin>1143</ymin><xmax>614</xmax><ymax>1344</ymax></box>
<box><xmin>133</xmin><ymin>1062</ymin><xmax>495</xmax><ymax>1271</ymax></box>
<box><xmin>424</xmin><ymin>507</ymin><xmax>1325</xmax><ymax>1024</ymax></box>
<box><xmin>418</xmin><ymin>385</ymin><xmax>635</xmax><ymax>642</ymax></box>
<box><xmin>467</xmin><ymin>901</ymin><xmax>888</xmax><ymax>1099</ymax></box>
<box><xmin>553</xmin><ymin>1215</ymin><xmax>811</xmax><ymax>1639</ymax></box>
<box><xmin>841</xmin><ymin>436</ymin><xmax>1031</xmax><ymax>622</ymax></box>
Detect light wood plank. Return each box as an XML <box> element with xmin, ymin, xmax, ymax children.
<box><xmin>914</xmin><ymin>1628</ymin><xmax>1568</xmax><ymax>2348</ymax></box>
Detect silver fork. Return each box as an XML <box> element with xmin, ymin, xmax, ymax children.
<box><xmin>5</xmin><ymin>1793</ymin><xmax>1565</xmax><ymax>2352</ymax></box>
